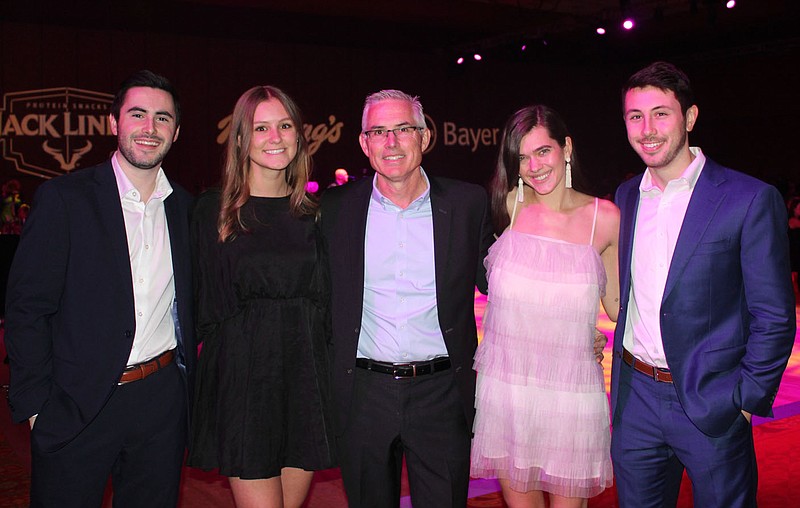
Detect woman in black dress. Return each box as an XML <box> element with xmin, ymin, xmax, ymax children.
<box><xmin>188</xmin><ymin>86</ymin><xmax>334</xmax><ymax>507</ymax></box>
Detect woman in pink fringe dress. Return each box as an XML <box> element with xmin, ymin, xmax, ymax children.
<box><xmin>471</xmin><ymin>105</ymin><xmax>620</xmax><ymax>508</ymax></box>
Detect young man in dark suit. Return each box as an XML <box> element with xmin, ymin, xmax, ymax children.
<box><xmin>611</xmin><ymin>61</ymin><xmax>795</xmax><ymax>507</ymax></box>
<box><xmin>5</xmin><ymin>70</ymin><xmax>195</xmax><ymax>507</ymax></box>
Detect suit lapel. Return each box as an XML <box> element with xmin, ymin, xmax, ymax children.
<box><xmin>164</xmin><ymin>193</ymin><xmax>188</xmax><ymax>290</ymax></box>
<box><xmin>344</xmin><ymin>180</ymin><xmax>372</xmax><ymax>302</ymax></box>
<box><xmin>93</xmin><ymin>163</ymin><xmax>134</xmax><ymax>296</ymax></box>
<box><xmin>663</xmin><ymin>160</ymin><xmax>726</xmax><ymax>301</ymax></box>
<box><xmin>429</xmin><ymin>178</ymin><xmax>453</xmax><ymax>300</ymax></box>
<box><xmin>618</xmin><ymin>177</ymin><xmax>641</xmax><ymax>299</ymax></box>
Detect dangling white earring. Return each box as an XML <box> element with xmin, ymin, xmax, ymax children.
<box><xmin>565</xmin><ymin>159</ymin><xmax>573</xmax><ymax>189</ymax></box>
<box><xmin>517</xmin><ymin>175</ymin><xmax>524</xmax><ymax>202</ymax></box>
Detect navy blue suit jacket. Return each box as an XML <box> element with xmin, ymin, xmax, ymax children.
<box><xmin>319</xmin><ymin>175</ymin><xmax>494</xmax><ymax>434</ymax></box>
<box><xmin>611</xmin><ymin>157</ymin><xmax>795</xmax><ymax>437</ymax></box>
<box><xmin>5</xmin><ymin>161</ymin><xmax>195</xmax><ymax>452</ymax></box>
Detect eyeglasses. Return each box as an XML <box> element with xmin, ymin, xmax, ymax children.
<box><xmin>363</xmin><ymin>126</ymin><xmax>424</xmax><ymax>141</ymax></box>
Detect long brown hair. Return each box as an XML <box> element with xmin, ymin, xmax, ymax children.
<box><xmin>491</xmin><ymin>104</ymin><xmax>580</xmax><ymax>235</ymax></box>
<box><xmin>218</xmin><ymin>85</ymin><xmax>316</xmax><ymax>242</ymax></box>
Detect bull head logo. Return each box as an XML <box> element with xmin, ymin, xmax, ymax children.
<box><xmin>42</xmin><ymin>140</ymin><xmax>93</xmax><ymax>172</ymax></box>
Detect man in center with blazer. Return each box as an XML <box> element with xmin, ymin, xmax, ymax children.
<box><xmin>610</xmin><ymin>61</ymin><xmax>795</xmax><ymax>507</ymax></box>
<box><xmin>320</xmin><ymin>89</ymin><xmax>494</xmax><ymax>507</ymax></box>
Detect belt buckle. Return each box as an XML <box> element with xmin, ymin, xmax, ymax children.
<box><xmin>651</xmin><ymin>366</ymin><xmax>660</xmax><ymax>382</ymax></box>
<box><xmin>392</xmin><ymin>363</ymin><xmax>416</xmax><ymax>379</ymax></box>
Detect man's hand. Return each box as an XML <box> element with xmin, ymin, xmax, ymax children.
<box><xmin>594</xmin><ymin>329</ymin><xmax>608</xmax><ymax>364</ymax></box>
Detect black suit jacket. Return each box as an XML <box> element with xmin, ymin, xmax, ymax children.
<box><xmin>319</xmin><ymin>175</ymin><xmax>494</xmax><ymax>434</ymax></box>
<box><xmin>5</xmin><ymin>161</ymin><xmax>195</xmax><ymax>452</ymax></box>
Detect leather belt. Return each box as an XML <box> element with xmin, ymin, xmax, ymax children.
<box><xmin>355</xmin><ymin>357</ymin><xmax>451</xmax><ymax>378</ymax></box>
<box><xmin>118</xmin><ymin>349</ymin><xmax>175</xmax><ymax>385</ymax></box>
<box><xmin>623</xmin><ymin>348</ymin><xmax>673</xmax><ymax>383</ymax></box>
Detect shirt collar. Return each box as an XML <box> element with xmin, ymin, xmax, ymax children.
<box><xmin>639</xmin><ymin>146</ymin><xmax>706</xmax><ymax>193</ymax></box>
<box><xmin>370</xmin><ymin>167</ymin><xmax>432</xmax><ymax>211</ymax></box>
<box><xmin>111</xmin><ymin>151</ymin><xmax>173</xmax><ymax>203</ymax></box>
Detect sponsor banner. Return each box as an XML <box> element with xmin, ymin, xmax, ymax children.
<box><xmin>0</xmin><ymin>88</ymin><xmax>118</xmax><ymax>179</ymax></box>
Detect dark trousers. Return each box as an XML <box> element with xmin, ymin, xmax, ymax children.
<box><xmin>337</xmin><ymin>367</ymin><xmax>471</xmax><ymax>508</ymax></box>
<box><xmin>611</xmin><ymin>361</ymin><xmax>757</xmax><ymax>508</ymax></box>
<box><xmin>30</xmin><ymin>362</ymin><xmax>187</xmax><ymax>508</ymax></box>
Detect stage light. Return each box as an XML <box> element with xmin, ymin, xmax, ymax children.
<box><xmin>456</xmin><ymin>56</ymin><xmax>464</xmax><ymax>64</ymax></box>
<box><xmin>596</xmin><ymin>27</ymin><xmax>606</xmax><ymax>35</ymax></box>
<box><xmin>473</xmin><ymin>53</ymin><xmax>482</xmax><ymax>61</ymax></box>
<box><xmin>521</xmin><ymin>44</ymin><xmax>527</xmax><ymax>51</ymax></box>
<box><xmin>726</xmin><ymin>0</ymin><xmax>735</xmax><ymax>8</ymax></box>
<box><xmin>622</xmin><ymin>19</ymin><xmax>634</xmax><ymax>30</ymax></box>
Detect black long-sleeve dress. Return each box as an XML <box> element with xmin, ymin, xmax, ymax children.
<box><xmin>187</xmin><ymin>190</ymin><xmax>334</xmax><ymax>479</ymax></box>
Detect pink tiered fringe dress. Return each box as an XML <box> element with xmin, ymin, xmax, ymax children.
<box><xmin>471</xmin><ymin>199</ymin><xmax>613</xmax><ymax>498</ymax></box>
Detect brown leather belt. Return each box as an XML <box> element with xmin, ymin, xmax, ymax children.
<box><xmin>356</xmin><ymin>357</ymin><xmax>451</xmax><ymax>378</ymax></box>
<box><xmin>623</xmin><ymin>348</ymin><xmax>673</xmax><ymax>383</ymax></box>
<box><xmin>118</xmin><ymin>349</ymin><xmax>175</xmax><ymax>385</ymax></box>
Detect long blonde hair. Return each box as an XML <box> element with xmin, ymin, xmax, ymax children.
<box><xmin>218</xmin><ymin>85</ymin><xmax>316</xmax><ymax>242</ymax></box>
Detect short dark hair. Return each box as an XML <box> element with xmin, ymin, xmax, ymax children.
<box><xmin>623</xmin><ymin>61</ymin><xmax>695</xmax><ymax>115</ymax></box>
<box><xmin>110</xmin><ymin>70</ymin><xmax>181</xmax><ymax>126</ymax></box>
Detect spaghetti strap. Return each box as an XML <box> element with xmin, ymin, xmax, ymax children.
<box><xmin>589</xmin><ymin>197</ymin><xmax>599</xmax><ymax>246</ymax></box>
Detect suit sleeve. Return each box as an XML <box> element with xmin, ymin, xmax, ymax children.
<box><xmin>738</xmin><ymin>185</ymin><xmax>796</xmax><ymax>416</ymax></box>
<box><xmin>4</xmin><ymin>182</ymin><xmax>70</xmax><ymax>422</ymax></box>
<box><xmin>475</xmin><ymin>189</ymin><xmax>493</xmax><ymax>295</ymax></box>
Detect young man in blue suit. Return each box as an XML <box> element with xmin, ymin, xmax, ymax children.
<box><xmin>5</xmin><ymin>70</ymin><xmax>195</xmax><ymax>507</ymax></box>
<box><xmin>610</xmin><ymin>61</ymin><xmax>795</xmax><ymax>507</ymax></box>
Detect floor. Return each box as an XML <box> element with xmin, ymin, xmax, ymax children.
<box><xmin>3</xmin><ymin>291</ymin><xmax>800</xmax><ymax>507</ymax></box>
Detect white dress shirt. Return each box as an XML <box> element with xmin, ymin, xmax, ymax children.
<box><xmin>112</xmin><ymin>152</ymin><xmax>177</xmax><ymax>366</ymax></box>
<box><xmin>622</xmin><ymin>147</ymin><xmax>706</xmax><ymax>368</ymax></box>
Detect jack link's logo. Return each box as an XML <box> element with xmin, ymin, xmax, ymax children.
<box><xmin>0</xmin><ymin>88</ymin><xmax>117</xmax><ymax>179</ymax></box>
<box><xmin>217</xmin><ymin>114</ymin><xmax>344</xmax><ymax>155</ymax></box>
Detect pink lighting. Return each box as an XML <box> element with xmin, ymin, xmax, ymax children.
<box><xmin>622</xmin><ymin>19</ymin><xmax>634</xmax><ymax>30</ymax></box>
<box><xmin>521</xmin><ymin>44</ymin><xmax>527</xmax><ymax>51</ymax></box>
<box><xmin>473</xmin><ymin>53</ymin><xmax>482</xmax><ymax>61</ymax></box>
<box><xmin>726</xmin><ymin>0</ymin><xmax>736</xmax><ymax>7</ymax></box>
<box><xmin>456</xmin><ymin>56</ymin><xmax>465</xmax><ymax>64</ymax></box>
<box><xmin>596</xmin><ymin>27</ymin><xmax>606</xmax><ymax>35</ymax></box>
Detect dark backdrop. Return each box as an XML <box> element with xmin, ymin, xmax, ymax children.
<box><xmin>2</xmin><ymin>7</ymin><xmax>799</xmax><ymax>202</ymax></box>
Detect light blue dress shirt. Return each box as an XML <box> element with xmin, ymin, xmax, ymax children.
<box><xmin>357</xmin><ymin>169</ymin><xmax>448</xmax><ymax>362</ymax></box>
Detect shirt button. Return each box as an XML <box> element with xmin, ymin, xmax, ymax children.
<box><xmin>145</xmin><ymin>244</ymin><xmax>150</xmax><ymax>250</ymax></box>
<box><xmin>138</xmin><ymin>278</ymin><xmax>144</xmax><ymax>283</ymax></box>
<box><xmin>138</xmin><ymin>311</ymin><xmax>143</xmax><ymax>317</ymax></box>
<box><xmin>399</xmin><ymin>271</ymin><xmax>404</xmax><ymax>277</ymax></box>
<box><xmin>399</xmin><ymin>242</ymin><xmax>404</xmax><ymax>248</ymax></box>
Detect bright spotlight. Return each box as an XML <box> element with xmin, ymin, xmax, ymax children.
<box><xmin>456</xmin><ymin>57</ymin><xmax>464</xmax><ymax>64</ymax></box>
<box><xmin>596</xmin><ymin>27</ymin><xmax>606</xmax><ymax>35</ymax></box>
<box><xmin>622</xmin><ymin>19</ymin><xmax>634</xmax><ymax>30</ymax></box>
<box><xmin>726</xmin><ymin>0</ymin><xmax>735</xmax><ymax>8</ymax></box>
<box><xmin>473</xmin><ymin>53</ymin><xmax>482</xmax><ymax>61</ymax></box>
